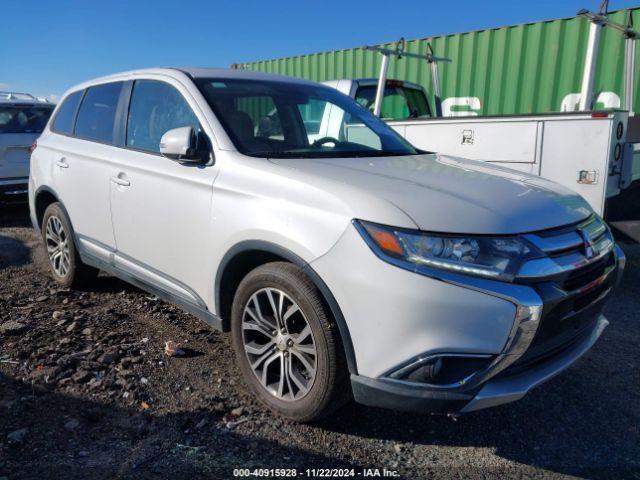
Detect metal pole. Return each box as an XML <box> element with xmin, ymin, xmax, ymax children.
<box><xmin>577</xmin><ymin>7</ymin><xmax>639</xmax><ymax>113</ymax></box>
<box><xmin>373</xmin><ymin>53</ymin><xmax>390</xmax><ymax>117</ymax></box>
<box><xmin>364</xmin><ymin>39</ymin><xmax>450</xmax><ymax>117</ymax></box>
<box><xmin>579</xmin><ymin>19</ymin><xmax>603</xmax><ymax>111</ymax></box>
<box><xmin>625</xmin><ymin>36</ymin><xmax>636</xmax><ymax>114</ymax></box>
<box><xmin>427</xmin><ymin>43</ymin><xmax>442</xmax><ymax>117</ymax></box>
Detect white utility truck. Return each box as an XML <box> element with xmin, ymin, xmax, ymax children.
<box><xmin>322</xmin><ymin>8</ymin><xmax>640</xmax><ymax>240</ymax></box>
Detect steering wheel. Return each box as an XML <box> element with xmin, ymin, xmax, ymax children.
<box><xmin>312</xmin><ymin>136</ymin><xmax>341</xmax><ymax>147</ymax></box>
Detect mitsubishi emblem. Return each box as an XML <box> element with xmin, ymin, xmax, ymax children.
<box><xmin>579</xmin><ymin>229</ymin><xmax>597</xmax><ymax>259</ymax></box>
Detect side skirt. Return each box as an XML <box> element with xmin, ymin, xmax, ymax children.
<box><xmin>81</xmin><ymin>251</ymin><xmax>224</xmax><ymax>331</ymax></box>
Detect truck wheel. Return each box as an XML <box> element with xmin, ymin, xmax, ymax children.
<box><xmin>231</xmin><ymin>262</ymin><xmax>350</xmax><ymax>422</ymax></box>
<box><xmin>41</xmin><ymin>202</ymin><xmax>98</xmax><ymax>288</ymax></box>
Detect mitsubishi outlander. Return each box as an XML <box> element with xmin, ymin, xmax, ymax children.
<box><xmin>29</xmin><ymin>68</ymin><xmax>625</xmax><ymax>421</ymax></box>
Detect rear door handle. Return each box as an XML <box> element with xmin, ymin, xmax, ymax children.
<box><xmin>55</xmin><ymin>158</ymin><xmax>69</xmax><ymax>169</ymax></box>
<box><xmin>110</xmin><ymin>175</ymin><xmax>130</xmax><ymax>187</ymax></box>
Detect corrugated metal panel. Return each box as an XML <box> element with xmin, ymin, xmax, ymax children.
<box><xmin>238</xmin><ymin>8</ymin><xmax>640</xmax><ymax>116</ymax></box>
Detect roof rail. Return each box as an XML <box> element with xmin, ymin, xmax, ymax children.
<box><xmin>0</xmin><ymin>91</ymin><xmax>52</xmax><ymax>103</ymax></box>
<box><xmin>0</xmin><ymin>91</ymin><xmax>39</xmax><ymax>101</ymax></box>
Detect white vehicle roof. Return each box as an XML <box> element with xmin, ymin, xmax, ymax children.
<box><xmin>61</xmin><ymin>67</ymin><xmax>325</xmax><ymax>99</ymax></box>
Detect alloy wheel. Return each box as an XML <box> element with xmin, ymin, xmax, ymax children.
<box><xmin>45</xmin><ymin>215</ymin><xmax>71</xmax><ymax>277</ymax></box>
<box><xmin>241</xmin><ymin>287</ymin><xmax>317</xmax><ymax>401</ymax></box>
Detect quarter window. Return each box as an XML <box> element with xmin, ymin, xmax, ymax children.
<box><xmin>51</xmin><ymin>90</ymin><xmax>83</xmax><ymax>135</ymax></box>
<box><xmin>74</xmin><ymin>82</ymin><xmax>124</xmax><ymax>143</ymax></box>
<box><xmin>126</xmin><ymin>80</ymin><xmax>201</xmax><ymax>154</ymax></box>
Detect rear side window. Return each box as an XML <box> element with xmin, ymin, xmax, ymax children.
<box><xmin>75</xmin><ymin>82</ymin><xmax>123</xmax><ymax>144</ymax></box>
<box><xmin>0</xmin><ymin>106</ymin><xmax>53</xmax><ymax>134</ymax></box>
<box><xmin>126</xmin><ymin>80</ymin><xmax>201</xmax><ymax>154</ymax></box>
<box><xmin>52</xmin><ymin>91</ymin><xmax>83</xmax><ymax>135</ymax></box>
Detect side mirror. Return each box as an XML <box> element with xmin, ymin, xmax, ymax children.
<box><xmin>159</xmin><ymin>126</ymin><xmax>203</xmax><ymax>163</ymax></box>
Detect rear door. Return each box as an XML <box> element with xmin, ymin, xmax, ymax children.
<box><xmin>0</xmin><ymin>104</ymin><xmax>53</xmax><ymax>180</ymax></box>
<box><xmin>50</xmin><ymin>83</ymin><xmax>126</xmax><ymax>253</ymax></box>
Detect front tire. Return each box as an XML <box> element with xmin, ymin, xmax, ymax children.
<box><xmin>231</xmin><ymin>262</ymin><xmax>349</xmax><ymax>422</ymax></box>
<box><xmin>41</xmin><ymin>202</ymin><xmax>98</xmax><ymax>288</ymax></box>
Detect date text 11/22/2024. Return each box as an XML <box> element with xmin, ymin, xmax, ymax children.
<box><xmin>232</xmin><ymin>468</ymin><xmax>400</xmax><ymax>477</ymax></box>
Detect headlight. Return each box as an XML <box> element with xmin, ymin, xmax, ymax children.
<box><xmin>354</xmin><ymin>220</ymin><xmax>540</xmax><ymax>281</ymax></box>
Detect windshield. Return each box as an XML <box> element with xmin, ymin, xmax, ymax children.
<box><xmin>0</xmin><ymin>105</ymin><xmax>53</xmax><ymax>134</ymax></box>
<box><xmin>196</xmin><ymin>78</ymin><xmax>419</xmax><ymax>158</ymax></box>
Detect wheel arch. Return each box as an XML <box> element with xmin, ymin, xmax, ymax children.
<box><xmin>215</xmin><ymin>240</ymin><xmax>358</xmax><ymax>374</ymax></box>
<box><xmin>33</xmin><ymin>185</ymin><xmax>62</xmax><ymax>232</ymax></box>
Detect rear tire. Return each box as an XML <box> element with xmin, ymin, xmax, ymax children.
<box><xmin>41</xmin><ymin>202</ymin><xmax>98</xmax><ymax>288</ymax></box>
<box><xmin>231</xmin><ymin>262</ymin><xmax>350</xmax><ymax>422</ymax></box>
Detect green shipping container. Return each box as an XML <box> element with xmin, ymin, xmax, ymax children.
<box><xmin>236</xmin><ymin>8</ymin><xmax>640</xmax><ymax>117</ymax></box>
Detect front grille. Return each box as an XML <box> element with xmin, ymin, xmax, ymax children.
<box><xmin>510</xmin><ymin>215</ymin><xmax>617</xmax><ymax>369</ymax></box>
<box><xmin>562</xmin><ymin>253</ymin><xmax>611</xmax><ymax>292</ymax></box>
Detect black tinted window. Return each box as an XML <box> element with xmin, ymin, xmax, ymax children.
<box><xmin>127</xmin><ymin>80</ymin><xmax>201</xmax><ymax>154</ymax></box>
<box><xmin>75</xmin><ymin>82</ymin><xmax>123</xmax><ymax>143</ymax></box>
<box><xmin>0</xmin><ymin>106</ymin><xmax>53</xmax><ymax>134</ymax></box>
<box><xmin>51</xmin><ymin>91</ymin><xmax>82</xmax><ymax>135</ymax></box>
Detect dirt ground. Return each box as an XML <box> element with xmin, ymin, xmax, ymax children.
<box><xmin>0</xmin><ymin>204</ymin><xmax>638</xmax><ymax>480</ymax></box>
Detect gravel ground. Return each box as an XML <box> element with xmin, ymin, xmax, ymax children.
<box><xmin>0</xmin><ymin>204</ymin><xmax>638</xmax><ymax>480</ymax></box>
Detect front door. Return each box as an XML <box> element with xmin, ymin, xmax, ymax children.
<box><xmin>109</xmin><ymin>78</ymin><xmax>218</xmax><ymax>307</ymax></box>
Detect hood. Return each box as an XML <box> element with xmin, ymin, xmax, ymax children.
<box><xmin>270</xmin><ymin>154</ymin><xmax>593</xmax><ymax>235</ymax></box>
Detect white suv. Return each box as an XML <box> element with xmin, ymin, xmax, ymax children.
<box><xmin>29</xmin><ymin>68</ymin><xmax>625</xmax><ymax>421</ymax></box>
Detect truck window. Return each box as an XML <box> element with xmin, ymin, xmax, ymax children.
<box><xmin>354</xmin><ymin>84</ymin><xmax>431</xmax><ymax>120</ymax></box>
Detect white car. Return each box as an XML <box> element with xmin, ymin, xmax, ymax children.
<box><xmin>29</xmin><ymin>68</ymin><xmax>625</xmax><ymax>421</ymax></box>
<box><xmin>0</xmin><ymin>93</ymin><xmax>54</xmax><ymax>203</ymax></box>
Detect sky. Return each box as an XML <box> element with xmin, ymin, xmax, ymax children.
<box><xmin>2</xmin><ymin>0</ymin><xmax>639</xmax><ymax>101</ymax></box>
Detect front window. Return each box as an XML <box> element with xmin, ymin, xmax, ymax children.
<box><xmin>0</xmin><ymin>105</ymin><xmax>53</xmax><ymax>134</ymax></box>
<box><xmin>196</xmin><ymin>78</ymin><xmax>419</xmax><ymax>158</ymax></box>
<box><xmin>126</xmin><ymin>80</ymin><xmax>202</xmax><ymax>154</ymax></box>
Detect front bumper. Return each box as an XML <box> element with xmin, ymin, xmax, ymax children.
<box><xmin>351</xmin><ymin>315</ymin><xmax>608</xmax><ymax>413</ymax></box>
<box><xmin>312</xmin><ymin>217</ymin><xmax>624</xmax><ymax>414</ymax></box>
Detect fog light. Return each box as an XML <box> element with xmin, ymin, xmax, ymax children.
<box><xmin>405</xmin><ymin>358</ymin><xmax>443</xmax><ymax>382</ymax></box>
<box><xmin>390</xmin><ymin>354</ymin><xmax>493</xmax><ymax>386</ymax></box>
